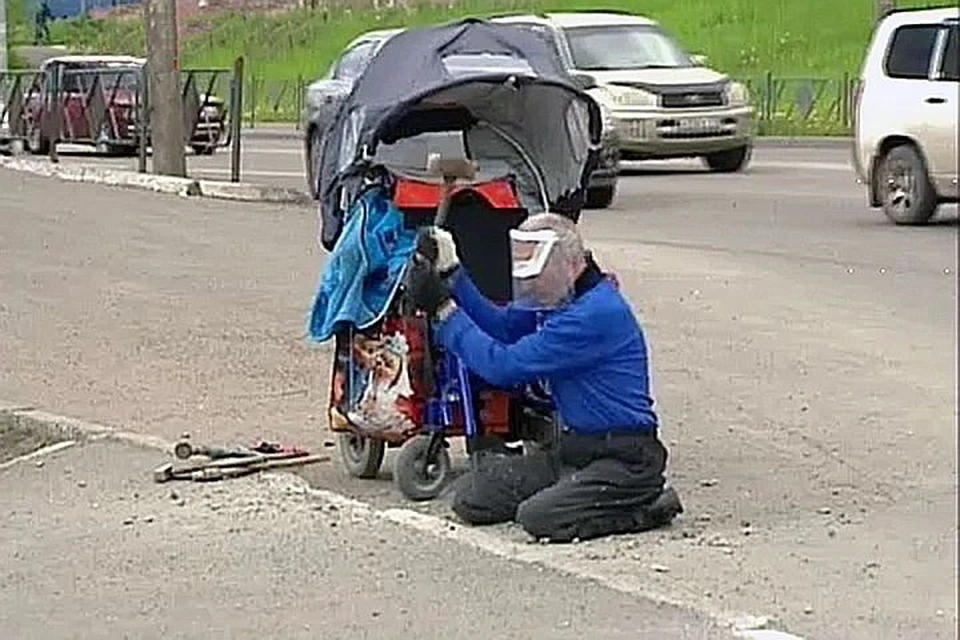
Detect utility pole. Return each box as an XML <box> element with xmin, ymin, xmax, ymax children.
<box><xmin>0</xmin><ymin>0</ymin><xmax>9</xmax><ymax>73</ymax></box>
<box><xmin>144</xmin><ymin>0</ymin><xmax>186</xmax><ymax>177</ymax></box>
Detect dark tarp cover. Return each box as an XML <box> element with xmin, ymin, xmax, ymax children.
<box><xmin>317</xmin><ymin>17</ymin><xmax>603</xmax><ymax>250</ymax></box>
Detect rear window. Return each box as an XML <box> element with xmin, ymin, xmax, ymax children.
<box><xmin>441</xmin><ymin>54</ymin><xmax>535</xmax><ymax>77</ymax></box>
<box><xmin>884</xmin><ymin>24</ymin><xmax>939</xmax><ymax>79</ymax></box>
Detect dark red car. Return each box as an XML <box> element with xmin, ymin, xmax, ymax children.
<box><xmin>21</xmin><ymin>55</ymin><xmax>226</xmax><ymax>156</ymax></box>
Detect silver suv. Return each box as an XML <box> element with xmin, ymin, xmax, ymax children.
<box><xmin>493</xmin><ymin>11</ymin><xmax>755</xmax><ymax>172</ymax></box>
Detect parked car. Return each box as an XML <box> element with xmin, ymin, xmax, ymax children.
<box><xmin>300</xmin><ymin>25</ymin><xmax>621</xmax><ymax>208</ymax></box>
<box><xmin>491</xmin><ymin>11</ymin><xmax>755</xmax><ymax>172</ymax></box>
<box><xmin>21</xmin><ymin>55</ymin><xmax>226</xmax><ymax>156</ymax></box>
<box><xmin>853</xmin><ymin>7</ymin><xmax>958</xmax><ymax>225</ymax></box>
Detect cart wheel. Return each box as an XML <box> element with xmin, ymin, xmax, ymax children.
<box><xmin>337</xmin><ymin>432</ymin><xmax>385</xmax><ymax>479</ymax></box>
<box><xmin>393</xmin><ymin>435</ymin><xmax>451</xmax><ymax>501</ymax></box>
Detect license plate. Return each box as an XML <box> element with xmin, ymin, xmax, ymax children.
<box><xmin>626</xmin><ymin>120</ymin><xmax>644</xmax><ymax>139</ymax></box>
<box><xmin>679</xmin><ymin>118</ymin><xmax>719</xmax><ymax>132</ymax></box>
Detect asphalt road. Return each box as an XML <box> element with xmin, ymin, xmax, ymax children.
<box><xmin>0</xmin><ymin>142</ymin><xmax>956</xmax><ymax>640</ymax></box>
<box><xmin>47</xmin><ymin>129</ymin><xmax>864</xmax><ymax>197</ymax></box>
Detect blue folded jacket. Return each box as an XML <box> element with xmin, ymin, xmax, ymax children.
<box><xmin>307</xmin><ymin>186</ymin><xmax>418</xmax><ymax>343</ymax></box>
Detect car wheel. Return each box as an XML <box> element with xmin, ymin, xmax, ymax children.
<box><xmin>585</xmin><ymin>184</ymin><xmax>616</xmax><ymax>209</ymax></box>
<box><xmin>703</xmin><ymin>145</ymin><xmax>751</xmax><ymax>172</ymax></box>
<box><xmin>26</xmin><ymin>121</ymin><xmax>49</xmax><ymax>155</ymax></box>
<box><xmin>878</xmin><ymin>144</ymin><xmax>938</xmax><ymax>226</ymax></box>
<box><xmin>307</xmin><ymin>127</ymin><xmax>324</xmax><ymax>199</ymax></box>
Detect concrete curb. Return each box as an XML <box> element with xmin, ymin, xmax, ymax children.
<box><xmin>240</xmin><ymin>125</ymin><xmax>851</xmax><ymax>151</ymax></box>
<box><xmin>196</xmin><ymin>179</ymin><xmax>313</xmax><ymax>205</ymax></box>
<box><xmin>0</xmin><ymin>155</ymin><xmax>311</xmax><ymax>205</ymax></box>
<box><xmin>0</xmin><ymin>400</ymin><xmax>807</xmax><ymax>640</ymax></box>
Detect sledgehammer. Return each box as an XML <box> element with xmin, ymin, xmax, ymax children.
<box><xmin>425</xmin><ymin>153</ymin><xmax>478</xmax><ymax>227</ymax></box>
<box><xmin>153</xmin><ymin>453</ymin><xmax>331</xmax><ymax>483</ymax></box>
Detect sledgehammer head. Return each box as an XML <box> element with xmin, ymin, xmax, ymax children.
<box><xmin>153</xmin><ymin>463</ymin><xmax>174</xmax><ymax>483</ymax></box>
<box><xmin>426</xmin><ymin>153</ymin><xmax>477</xmax><ymax>182</ymax></box>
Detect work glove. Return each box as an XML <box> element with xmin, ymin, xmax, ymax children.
<box><xmin>405</xmin><ymin>253</ymin><xmax>455</xmax><ymax>319</ymax></box>
<box><xmin>415</xmin><ymin>227</ymin><xmax>460</xmax><ymax>277</ymax></box>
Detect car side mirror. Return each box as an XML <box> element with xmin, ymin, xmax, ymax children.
<box><xmin>691</xmin><ymin>54</ymin><xmax>708</xmax><ymax>66</ymax></box>
<box><xmin>569</xmin><ymin>72</ymin><xmax>598</xmax><ymax>91</ymax></box>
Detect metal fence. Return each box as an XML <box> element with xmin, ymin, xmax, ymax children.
<box><xmin>239</xmin><ymin>73</ymin><xmax>860</xmax><ymax>135</ymax></box>
<box><xmin>744</xmin><ymin>73</ymin><xmax>858</xmax><ymax>136</ymax></box>
<box><xmin>1</xmin><ymin>59</ymin><xmax>246</xmax><ymax>179</ymax></box>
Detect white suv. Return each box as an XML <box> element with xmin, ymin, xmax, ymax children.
<box><xmin>854</xmin><ymin>7</ymin><xmax>959</xmax><ymax>225</ymax></box>
<box><xmin>492</xmin><ymin>11</ymin><xmax>755</xmax><ymax>172</ymax></box>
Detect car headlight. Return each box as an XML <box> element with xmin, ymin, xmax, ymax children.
<box><xmin>201</xmin><ymin>104</ymin><xmax>220</xmax><ymax>117</ymax></box>
<box><xmin>587</xmin><ymin>88</ymin><xmax>616</xmax><ymax>133</ymax></box>
<box><xmin>724</xmin><ymin>81</ymin><xmax>750</xmax><ymax>106</ymax></box>
<box><xmin>605</xmin><ymin>84</ymin><xmax>658</xmax><ymax>108</ymax></box>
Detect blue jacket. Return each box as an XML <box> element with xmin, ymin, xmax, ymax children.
<box><xmin>436</xmin><ymin>260</ymin><xmax>659</xmax><ymax>434</ymax></box>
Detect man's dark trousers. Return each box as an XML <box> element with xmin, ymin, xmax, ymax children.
<box><xmin>452</xmin><ymin>430</ymin><xmax>672</xmax><ymax>542</ymax></box>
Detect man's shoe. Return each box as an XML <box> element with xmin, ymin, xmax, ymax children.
<box><xmin>634</xmin><ymin>486</ymin><xmax>684</xmax><ymax>531</ymax></box>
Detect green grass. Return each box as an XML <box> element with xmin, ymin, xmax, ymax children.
<box><xmin>38</xmin><ymin>0</ymin><xmax>956</xmax><ymax>131</ymax></box>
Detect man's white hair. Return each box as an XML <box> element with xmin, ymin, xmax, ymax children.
<box><xmin>517</xmin><ymin>212</ymin><xmax>585</xmax><ymax>265</ymax></box>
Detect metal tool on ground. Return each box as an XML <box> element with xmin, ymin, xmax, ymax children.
<box><xmin>155</xmin><ymin>436</ymin><xmax>324</xmax><ymax>483</ymax></box>
<box><xmin>189</xmin><ymin>454</ymin><xmax>332</xmax><ymax>482</ymax></box>
<box><xmin>173</xmin><ymin>434</ymin><xmax>308</xmax><ymax>461</ymax></box>
<box><xmin>153</xmin><ymin>452</ymin><xmax>330</xmax><ymax>483</ymax></box>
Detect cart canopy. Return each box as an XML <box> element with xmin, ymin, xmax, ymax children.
<box><xmin>317</xmin><ymin>18</ymin><xmax>603</xmax><ymax>250</ymax></box>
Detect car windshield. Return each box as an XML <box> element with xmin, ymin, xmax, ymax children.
<box><xmin>97</xmin><ymin>69</ymin><xmax>141</xmax><ymax>90</ymax></box>
<box><xmin>64</xmin><ymin>64</ymin><xmax>141</xmax><ymax>92</ymax></box>
<box><xmin>563</xmin><ymin>25</ymin><xmax>693</xmax><ymax>71</ymax></box>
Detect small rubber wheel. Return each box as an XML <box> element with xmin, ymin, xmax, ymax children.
<box><xmin>393</xmin><ymin>435</ymin><xmax>452</xmax><ymax>501</ymax></box>
<box><xmin>585</xmin><ymin>184</ymin><xmax>616</xmax><ymax>209</ymax></box>
<box><xmin>337</xmin><ymin>432</ymin><xmax>385</xmax><ymax>479</ymax></box>
<box><xmin>878</xmin><ymin>144</ymin><xmax>938</xmax><ymax>225</ymax></box>
<box><xmin>703</xmin><ymin>145</ymin><xmax>751</xmax><ymax>172</ymax></box>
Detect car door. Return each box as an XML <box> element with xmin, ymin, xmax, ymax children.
<box><xmin>926</xmin><ymin>22</ymin><xmax>959</xmax><ymax>194</ymax></box>
<box><xmin>312</xmin><ymin>39</ymin><xmax>379</xmax><ymax>135</ymax></box>
<box><xmin>880</xmin><ymin>23</ymin><xmax>944</xmax><ymax>163</ymax></box>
